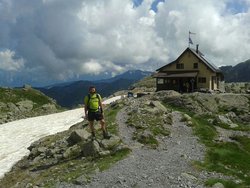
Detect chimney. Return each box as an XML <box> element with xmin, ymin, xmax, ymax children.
<box><xmin>196</xmin><ymin>44</ymin><xmax>199</xmax><ymax>53</ymax></box>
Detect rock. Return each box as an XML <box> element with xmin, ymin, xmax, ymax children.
<box><xmin>74</xmin><ymin>175</ymin><xmax>89</xmax><ymax>185</ymax></box>
<box><xmin>113</xmin><ymin>143</ymin><xmax>131</xmax><ymax>153</ymax></box>
<box><xmin>67</xmin><ymin>129</ymin><xmax>91</xmax><ymax>145</ymax></box>
<box><xmin>183</xmin><ymin>114</ymin><xmax>192</xmax><ymax>121</ymax></box>
<box><xmin>41</xmin><ymin>104</ymin><xmax>57</xmax><ymax>112</ymax></box>
<box><xmin>16</xmin><ymin>100</ymin><xmax>33</xmax><ymax>112</ymax></box>
<box><xmin>28</xmin><ymin>140</ymin><xmax>41</xmax><ymax>151</ymax></box>
<box><xmin>229</xmin><ymin>123</ymin><xmax>238</xmax><ymax>128</ymax></box>
<box><xmin>149</xmin><ymin>101</ymin><xmax>168</xmax><ymax>112</ymax></box>
<box><xmin>156</xmin><ymin>90</ymin><xmax>181</xmax><ymax>97</ymax></box>
<box><xmin>81</xmin><ymin>140</ymin><xmax>100</xmax><ymax>157</ymax></box>
<box><xmin>217</xmin><ymin>115</ymin><xmax>232</xmax><ymax>124</ymax></box>
<box><xmin>63</xmin><ymin>145</ymin><xmax>82</xmax><ymax>159</ymax></box>
<box><xmin>7</xmin><ymin>102</ymin><xmax>19</xmax><ymax>113</ymax></box>
<box><xmin>29</xmin><ymin>148</ymin><xmax>40</xmax><ymax>158</ymax></box>
<box><xmin>225</xmin><ymin>112</ymin><xmax>236</xmax><ymax>120</ymax></box>
<box><xmin>100</xmin><ymin>135</ymin><xmax>121</xmax><ymax>150</ymax></box>
<box><xmin>212</xmin><ymin>182</ymin><xmax>225</xmax><ymax>188</ymax></box>
<box><xmin>186</xmin><ymin>120</ymin><xmax>193</xmax><ymax>126</ymax></box>
<box><xmin>37</xmin><ymin>147</ymin><xmax>47</xmax><ymax>153</ymax></box>
<box><xmin>0</xmin><ymin>102</ymin><xmax>7</xmax><ymax>109</ymax></box>
<box><xmin>181</xmin><ymin>172</ymin><xmax>197</xmax><ymax>181</ymax></box>
<box><xmin>215</xmin><ymin>115</ymin><xmax>239</xmax><ymax>128</ymax></box>
<box><xmin>32</xmin><ymin>156</ymin><xmax>44</xmax><ymax>164</ymax></box>
<box><xmin>99</xmin><ymin>150</ymin><xmax>111</xmax><ymax>156</ymax></box>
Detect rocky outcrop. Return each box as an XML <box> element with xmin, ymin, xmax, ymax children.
<box><xmin>214</xmin><ymin>115</ymin><xmax>239</xmax><ymax>128</ymax></box>
<box><xmin>0</xmin><ymin>88</ymin><xmax>61</xmax><ymax>124</ymax></box>
<box><xmin>18</xmin><ymin>125</ymin><xmax>127</xmax><ymax>173</ymax></box>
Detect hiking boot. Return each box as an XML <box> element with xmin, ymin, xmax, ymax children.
<box><xmin>103</xmin><ymin>131</ymin><xmax>111</xmax><ymax>139</ymax></box>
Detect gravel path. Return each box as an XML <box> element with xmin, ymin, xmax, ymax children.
<box><xmin>82</xmin><ymin>106</ymin><xmax>209</xmax><ymax>188</ymax></box>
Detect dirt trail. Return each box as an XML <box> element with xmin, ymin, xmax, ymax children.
<box><xmin>83</xmin><ymin>106</ymin><xmax>209</xmax><ymax>188</ymax></box>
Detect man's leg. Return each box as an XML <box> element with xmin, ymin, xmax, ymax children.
<box><xmin>100</xmin><ymin>119</ymin><xmax>107</xmax><ymax>132</ymax></box>
<box><xmin>88</xmin><ymin>121</ymin><xmax>95</xmax><ymax>139</ymax></box>
<box><xmin>100</xmin><ymin>119</ymin><xmax>111</xmax><ymax>139</ymax></box>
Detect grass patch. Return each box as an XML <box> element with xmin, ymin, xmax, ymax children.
<box><xmin>230</xmin><ymin>136</ymin><xmax>250</xmax><ymax>153</ymax></box>
<box><xmin>192</xmin><ymin>116</ymin><xmax>217</xmax><ymax>146</ymax></box>
<box><xmin>164</xmin><ymin>100</ymin><xmax>250</xmax><ymax>187</ymax></box>
<box><xmin>214</xmin><ymin>122</ymin><xmax>250</xmax><ymax>132</ymax></box>
<box><xmin>40</xmin><ymin>148</ymin><xmax>131</xmax><ymax>187</ymax></box>
<box><xmin>136</xmin><ymin>133</ymin><xmax>159</xmax><ymax>148</ymax></box>
<box><xmin>126</xmin><ymin>107</ymin><xmax>170</xmax><ymax>148</ymax></box>
<box><xmin>0</xmin><ymin>88</ymin><xmax>55</xmax><ymax>108</ymax></box>
<box><xmin>104</xmin><ymin>103</ymin><xmax>123</xmax><ymax>135</ymax></box>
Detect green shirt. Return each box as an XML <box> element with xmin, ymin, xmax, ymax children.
<box><xmin>84</xmin><ymin>93</ymin><xmax>102</xmax><ymax>112</ymax></box>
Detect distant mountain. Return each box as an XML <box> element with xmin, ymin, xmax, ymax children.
<box><xmin>220</xmin><ymin>59</ymin><xmax>250</xmax><ymax>82</ymax></box>
<box><xmin>95</xmin><ymin>70</ymin><xmax>152</xmax><ymax>83</ymax></box>
<box><xmin>36</xmin><ymin>70</ymin><xmax>152</xmax><ymax>108</ymax></box>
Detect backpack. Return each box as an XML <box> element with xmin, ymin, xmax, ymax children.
<box><xmin>86</xmin><ymin>93</ymin><xmax>101</xmax><ymax>111</ymax></box>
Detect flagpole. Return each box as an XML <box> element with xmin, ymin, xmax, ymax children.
<box><xmin>188</xmin><ymin>31</ymin><xmax>195</xmax><ymax>48</ymax></box>
<box><xmin>188</xmin><ymin>31</ymin><xmax>190</xmax><ymax>48</ymax></box>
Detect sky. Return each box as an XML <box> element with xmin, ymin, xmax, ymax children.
<box><xmin>0</xmin><ymin>0</ymin><xmax>250</xmax><ymax>87</ymax></box>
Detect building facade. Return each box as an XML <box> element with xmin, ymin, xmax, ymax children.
<box><xmin>153</xmin><ymin>46</ymin><xmax>224</xmax><ymax>92</ymax></box>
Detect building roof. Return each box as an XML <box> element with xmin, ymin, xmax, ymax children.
<box><xmin>153</xmin><ymin>72</ymin><xmax>198</xmax><ymax>78</ymax></box>
<box><xmin>157</xmin><ymin>47</ymin><xmax>222</xmax><ymax>73</ymax></box>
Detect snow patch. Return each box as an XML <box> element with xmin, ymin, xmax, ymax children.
<box><xmin>0</xmin><ymin>96</ymin><xmax>122</xmax><ymax>179</ymax></box>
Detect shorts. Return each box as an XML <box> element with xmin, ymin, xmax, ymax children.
<box><xmin>87</xmin><ymin>111</ymin><xmax>103</xmax><ymax>121</ymax></box>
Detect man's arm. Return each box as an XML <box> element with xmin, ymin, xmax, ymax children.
<box><xmin>84</xmin><ymin>96</ymin><xmax>88</xmax><ymax>117</ymax></box>
<box><xmin>84</xmin><ymin>106</ymin><xmax>88</xmax><ymax>117</ymax></box>
<box><xmin>98</xmin><ymin>94</ymin><xmax>104</xmax><ymax>113</ymax></box>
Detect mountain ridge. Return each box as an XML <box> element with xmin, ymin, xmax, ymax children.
<box><xmin>36</xmin><ymin>70</ymin><xmax>152</xmax><ymax>108</ymax></box>
<box><xmin>220</xmin><ymin>59</ymin><xmax>250</xmax><ymax>82</ymax></box>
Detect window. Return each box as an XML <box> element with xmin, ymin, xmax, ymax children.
<box><xmin>198</xmin><ymin>77</ymin><xmax>206</xmax><ymax>83</ymax></box>
<box><xmin>166</xmin><ymin>79</ymin><xmax>171</xmax><ymax>83</ymax></box>
<box><xmin>176</xmin><ymin>63</ymin><xmax>184</xmax><ymax>69</ymax></box>
<box><xmin>193</xmin><ymin>63</ymin><xmax>198</xmax><ymax>69</ymax></box>
<box><xmin>157</xmin><ymin>78</ymin><xmax>164</xmax><ymax>84</ymax></box>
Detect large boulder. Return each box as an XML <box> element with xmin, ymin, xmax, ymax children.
<box><xmin>16</xmin><ymin>100</ymin><xmax>33</xmax><ymax>112</ymax></box>
<box><xmin>81</xmin><ymin>140</ymin><xmax>100</xmax><ymax>157</ymax></box>
<box><xmin>149</xmin><ymin>101</ymin><xmax>169</xmax><ymax>113</ymax></box>
<box><xmin>63</xmin><ymin>145</ymin><xmax>82</xmax><ymax>159</ymax></box>
<box><xmin>67</xmin><ymin>129</ymin><xmax>91</xmax><ymax>145</ymax></box>
<box><xmin>7</xmin><ymin>102</ymin><xmax>19</xmax><ymax>113</ymax></box>
<box><xmin>100</xmin><ymin>135</ymin><xmax>121</xmax><ymax>150</ymax></box>
<box><xmin>41</xmin><ymin>104</ymin><xmax>57</xmax><ymax>111</ymax></box>
<box><xmin>214</xmin><ymin>115</ymin><xmax>239</xmax><ymax>128</ymax></box>
<box><xmin>0</xmin><ymin>102</ymin><xmax>7</xmax><ymax>110</ymax></box>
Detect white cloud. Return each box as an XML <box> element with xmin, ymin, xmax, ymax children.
<box><xmin>80</xmin><ymin>59</ymin><xmax>125</xmax><ymax>76</ymax></box>
<box><xmin>155</xmin><ymin>0</ymin><xmax>250</xmax><ymax>65</ymax></box>
<box><xmin>0</xmin><ymin>0</ymin><xmax>250</xmax><ymax>86</ymax></box>
<box><xmin>0</xmin><ymin>49</ymin><xmax>24</xmax><ymax>71</ymax></box>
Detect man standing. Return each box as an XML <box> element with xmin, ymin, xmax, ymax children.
<box><xmin>84</xmin><ymin>86</ymin><xmax>111</xmax><ymax>140</ymax></box>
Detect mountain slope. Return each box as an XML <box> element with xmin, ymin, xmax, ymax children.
<box><xmin>220</xmin><ymin>59</ymin><xmax>250</xmax><ymax>82</ymax></box>
<box><xmin>0</xmin><ymin>86</ymin><xmax>62</xmax><ymax>124</ymax></box>
<box><xmin>37</xmin><ymin>70</ymin><xmax>151</xmax><ymax>108</ymax></box>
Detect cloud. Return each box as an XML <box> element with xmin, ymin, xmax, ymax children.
<box><xmin>0</xmin><ymin>0</ymin><xmax>249</xmax><ymax>86</ymax></box>
<box><xmin>155</xmin><ymin>0</ymin><xmax>250</xmax><ymax>65</ymax></box>
<box><xmin>0</xmin><ymin>49</ymin><xmax>24</xmax><ymax>71</ymax></box>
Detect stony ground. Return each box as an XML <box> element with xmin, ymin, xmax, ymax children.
<box><xmin>58</xmin><ymin>98</ymin><xmax>229</xmax><ymax>188</ymax></box>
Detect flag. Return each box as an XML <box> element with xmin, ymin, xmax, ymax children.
<box><xmin>189</xmin><ymin>31</ymin><xmax>196</xmax><ymax>35</ymax></box>
<box><xmin>189</xmin><ymin>37</ymin><xmax>193</xmax><ymax>44</ymax></box>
